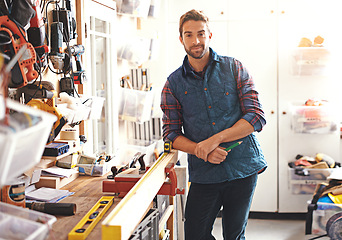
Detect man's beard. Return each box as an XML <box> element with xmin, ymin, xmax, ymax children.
<box><xmin>185</xmin><ymin>44</ymin><xmax>208</xmax><ymax>59</ymax></box>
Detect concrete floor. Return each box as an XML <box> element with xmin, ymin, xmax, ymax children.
<box><xmin>212</xmin><ymin>217</ymin><xmax>330</xmax><ymax>240</ymax></box>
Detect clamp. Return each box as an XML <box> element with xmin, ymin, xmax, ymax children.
<box><xmin>102</xmin><ymin>163</ymin><xmax>184</xmax><ymax>198</ymax></box>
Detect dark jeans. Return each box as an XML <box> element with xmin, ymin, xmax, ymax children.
<box><xmin>184</xmin><ymin>173</ymin><xmax>258</xmax><ymax>240</ymax></box>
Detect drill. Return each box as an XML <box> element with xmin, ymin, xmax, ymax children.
<box><xmin>27</xmin><ymin>0</ymin><xmax>49</xmax><ymax>68</ymax></box>
<box><xmin>66</xmin><ymin>44</ymin><xmax>87</xmax><ymax>84</ymax></box>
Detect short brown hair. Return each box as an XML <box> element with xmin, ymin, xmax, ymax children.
<box><xmin>179</xmin><ymin>9</ymin><xmax>210</xmax><ymax>38</ymax></box>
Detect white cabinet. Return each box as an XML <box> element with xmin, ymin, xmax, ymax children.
<box><xmin>277</xmin><ymin>0</ymin><xmax>342</xmax><ymax>212</ymax></box>
<box><xmin>165</xmin><ymin>0</ymin><xmax>342</xmax><ymax>213</ymax></box>
<box><xmin>228</xmin><ymin>0</ymin><xmax>342</xmax><ymax>213</ymax></box>
<box><xmin>167</xmin><ymin>0</ymin><xmax>229</xmax><ymax>22</ymax></box>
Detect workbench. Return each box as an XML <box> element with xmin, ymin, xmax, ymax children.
<box><xmin>49</xmin><ymin>150</ymin><xmax>183</xmax><ymax>240</ymax></box>
<box><xmin>50</xmin><ymin>173</ymin><xmax>115</xmax><ymax>240</ymax></box>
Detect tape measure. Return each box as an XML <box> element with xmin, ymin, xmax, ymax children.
<box><xmin>68</xmin><ymin>196</ymin><xmax>114</xmax><ymax>240</ymax></box>
<box><xmin>164</xmin><ymin>141</ymin><xmax>172</xmax><ymax>153</ymax></box>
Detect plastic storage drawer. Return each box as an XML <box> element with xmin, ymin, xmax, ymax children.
<box><xmin>0</xmin><ymin>202</ymin><xmax>56</xmax><ymax>240</ymax></box>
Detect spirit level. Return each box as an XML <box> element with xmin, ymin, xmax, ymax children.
<box><xmin>68</xmin><ymin>196</ymin><xmax>114</xmax><ymax>240</ymax></box>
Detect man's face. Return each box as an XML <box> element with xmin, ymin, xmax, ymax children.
<box><xmin>179</xmin><ymin>20</ymin><xmax>212</xmax><ymax>59</ymax></box>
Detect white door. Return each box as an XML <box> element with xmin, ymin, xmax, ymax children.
<box><xmin>225</xmin><ymin>0</ymin><xmax>278</xmax><ymax>212</ymax></box>
<box><xmin>83</xmin><ymin>0</ymin><xmax>119</xmax><ymax>156</ymax></box>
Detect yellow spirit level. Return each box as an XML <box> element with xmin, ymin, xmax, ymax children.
<box><xmin>68</xmin><ymin>196</ymin><xmax>114</xmax><ymax>240</ymax></box>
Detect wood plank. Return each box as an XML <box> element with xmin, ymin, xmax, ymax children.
<box><xmin>102</xmin><ymin>150</ymin><xmax>178</xmax><ymax>240</ymax></box>
<box><xmin>158</xmin><ymin>205</ymin><xmax>174</xmax><ymax>232</ymax></box>
<box><xmin>168</xmin><ymin>196</ymin><xmax>175</xmax><ymax>240</ymax></box>
<box><xmin>35</xmin><ymin>172</ymin><xmax>79</xmax><ymax>189</ymax></box>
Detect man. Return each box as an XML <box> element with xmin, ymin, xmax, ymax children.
<box><xmin>160</xmin><ymin>9</ymin><xmax>267</xmax><ymax>240</ymax></box>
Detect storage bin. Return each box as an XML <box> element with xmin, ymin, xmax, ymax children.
<box><xmin>119</xmin><ymin>139</ymin><xmax>157</xmax><ymax>166</ymax></box>
<box><xmin>311</xmin><ymin>201</ymin><xmax>342</xmax><ymax>235</ymax></box>
<box><xmin>291</xmin><ymin>47</ymin><xmax>331</xmax><ymax>76</ymax></box>
<box><xmin>291</xmin><ymin>103</ymin><xmax>337</xmax><ymax>134</ymax></box>
<box><xmin>289</xmin><ymin>167</ymin><xmax>334</xmax><ymax>194</ymax></box>
<box><xmin>117</xmin><ymin>0</ymin><xmax>152</xmax><ymax>17</ymax></box>
<box><xmin>77</xmin><ymin>156</ymin><xmax>117</xmax><ymax>176</ymax></box>
<box><xmin>289</xmin><ymin>167</ymin><xmax>333</xmax><ymax>181</ymax></box>
<box><xmin>118</xmin><ymin>37</ymin><xmax>152</xmax><ymax>66</ymax></box>
<box><xmin>0</xmin><ymin>100</ymin><xmax>56</xmax><ymax>187</ymax></box>
<box><xmin>82</xmin><ymin>96</ymin><xmax>105</xmax><ymax>120</ymax></box>
<box><xmin>0</xmin><ymin>202</ymin><xmax>56</xmax><ymax>240</ymax></box>
<box><xmin>291</xmin><ymin>183</ymin><xmax>317</xmax><ymax>195</ymax></box>
<box><xmin>119</xmin><ymin>88</ymin><xmax>154</xmax><ymax>124</ymax></box>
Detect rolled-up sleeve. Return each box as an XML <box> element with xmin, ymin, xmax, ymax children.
<box><xmin>160</xmin><ymin>80</ymin><xmax>183</xmax><ymax>142</ymax></box>
<box><xmin>234</xmin><ymin>59</ymin><xmax>266</xmax><ymax>132</ymax></box>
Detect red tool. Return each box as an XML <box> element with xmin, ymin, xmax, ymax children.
<box><xmin>102</xmin><ymin>163</ymin><xmax>184</xmax><ymax>198</ymax></box>
<box><xmin>0</xmin><ymin>15</ymin><xmax>38</xmax><ymax>88</ymax></box>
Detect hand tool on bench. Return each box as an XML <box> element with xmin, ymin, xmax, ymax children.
<box><xmin>102</xmin><ymin>142</ymin><xmax>184</xmax><ymax>198</ymax></box>
<box><xmin>107</xmin><ymin>152</ymin><xmax>145</xmax><ymax>179</ymax></box>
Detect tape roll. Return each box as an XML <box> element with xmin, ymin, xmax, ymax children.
<box><xmin>0</xmin><ymin>182</ymin><xmax>25</xmax><ymax>207</ymax></box>
<box><xmin>60</xmin><ymin>128</ymin><xmax>78</xmax><ymax>140</ymax></box>
<box><xmin>326</xmin><ymin>212</ymin><xmax>342</xmax><ymax>240</ymax></box>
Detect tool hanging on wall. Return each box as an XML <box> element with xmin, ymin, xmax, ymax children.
<box><xmin>68</xmin><ymin>196</ymin><xmax>114</xmax><ymax>240</ymax></box>
<box><xmin>0</xmin><ymin>15</ymin><xmax>38</xmax><ymax>88</ymax></box>
<box><xmin>27</xmin><ymin>0</ymin><xmax>49</xmax><ymax>69</ymax></box>
<box><xmin>49</xmin><ymin>0</ymin><xmax>77</xmax><ymax>72</ymax></box>
<box><xmin>65</xmin><ymin>44</ymin><xmax>87</xmax><ymax>84</ymax></box>
<box><xmin>52</xmin><ymin>0</ymin><xmax>77</xmax><ymax>43</ymax></box>
<box><xmin>47</xmin><ymin>0</ymin><xmax>81</xmax><ymax>98</ymax></box>
<box><xmin>49</xmin><ymin>21</ymin><xmax>66</xmax><ymax>71</ymax></box>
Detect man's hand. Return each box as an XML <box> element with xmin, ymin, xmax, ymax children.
<box><xmin>207</xmin><ymin>147</ymin><xmax>228</xmax><ymax>164</ymax></box>
<box><xmin>194</xmin><ymin>137</ymin><xmax>222</xmax><ymax>161</ymax></box>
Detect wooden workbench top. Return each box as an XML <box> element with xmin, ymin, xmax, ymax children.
<box><xmin>49</xmin><ymin>173</ymin><xmax>118</xmax><ymax>240</ymax></box>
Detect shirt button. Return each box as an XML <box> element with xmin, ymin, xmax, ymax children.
<box><xmin>212</xmin><ymin>122</ymin><xmax>215</xmax><ymax>125</ymax></box>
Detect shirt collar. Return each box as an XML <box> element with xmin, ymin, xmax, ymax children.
<box><xmin>182</xmin><ymin>48</ymin><xmax>220</xmax><ymax>76</ymax></box>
